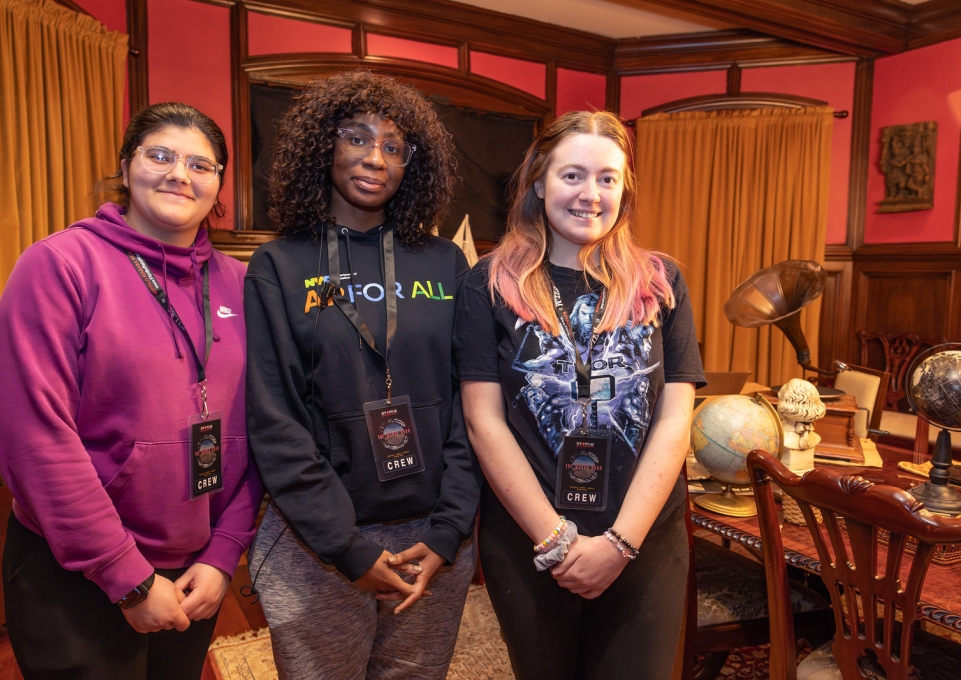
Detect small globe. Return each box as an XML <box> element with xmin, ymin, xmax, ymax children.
<box><xmin>692</xmin><ymin>395</ymin><xmax>782</xmax><ymax>485</ymax></box>
<box><xmin>909</xmin><ymin>346</ymin><xmax>961</xmax><ymax>431</ymax></box>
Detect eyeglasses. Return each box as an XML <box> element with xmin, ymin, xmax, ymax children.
<box><xmin>135</xmin><ymin>146</ymin><xmax>223</xmax><ymax>184</ymax></box>
<box><xmin>335</xmin><ymin>128</ymin><xmax>416</xmax><ymax>167</ymax></box>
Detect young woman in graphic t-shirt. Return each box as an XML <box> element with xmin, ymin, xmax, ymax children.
<box><xmin>454</xmin><ymin>110</ymin><xmax>705</xmax><ymax>680</ymax></box>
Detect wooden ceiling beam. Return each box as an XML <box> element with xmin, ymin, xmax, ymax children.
<box><xmin>908</xmin><ymin>0</ymin><xmax>961</xmax><ymax>51</ymax></box>
<box><xmin>631</xmin><ymin>0</ymin><xmax>909</xmax><ymax>57</ymax></box>
<box><xmin>615</xmin><ymin>29</ymin><xmax>851</xmax><ymax>74</ymax></box>
<box><xmin>242</xmin><ymin>0</ymin><xmax>615</xmax><ymax>72</ymax></box>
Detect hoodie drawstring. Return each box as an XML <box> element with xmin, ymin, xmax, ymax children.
<box><xmin>159</xmin><ymin>244</ymin><xmax>184</xmax><ymax>360</ymax></box>
<box><xmin>341</xmin><ymin>227</ymin><xmax>363</xmax><ymax>350</ymax></box>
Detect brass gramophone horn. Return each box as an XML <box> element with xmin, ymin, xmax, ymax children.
<box><xmin>724</xmin><ymin>260</ymin><xmax>830</xmax><ymax>375</ymax></box>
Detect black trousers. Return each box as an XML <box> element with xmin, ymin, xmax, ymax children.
<box><xmin>479</xmin><ymin>487</ymin><xmax>688</xmax><ymax>680</ymax></box>
<box><xmin>3</xmin><ymin>514</ymin><xmax>220</xmax><ymax>680</ymax></box>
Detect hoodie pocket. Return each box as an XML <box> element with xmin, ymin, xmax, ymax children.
<box><xmin>103</xmin><ymin>441</ymin><xmax>211</xmax><ymax>556</ymax></box>
<box><xmin>331</xmin><ymin>399</ymin><xmax>445</xmax><ymax>498</ymax></box>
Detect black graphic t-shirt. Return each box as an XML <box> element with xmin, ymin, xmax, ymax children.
<box><xmin>454</xmin><ymin>259</ymin><xmax>705</xmax><ymax>536</ymax></box>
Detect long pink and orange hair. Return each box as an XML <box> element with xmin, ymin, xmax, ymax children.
<box><xmin>487</xmin><ymin>110</ymin><xmax>674</xmax><ymax>336</ymax></box>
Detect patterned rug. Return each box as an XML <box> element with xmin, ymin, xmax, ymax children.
<box><xmin>207</xmin><ymin>585</ymin><xmax>513</xmax><ymax>680</ymax></box>
<box><xmin>208</xmin><ymin>585</ymin><xmax>808</xmax><ymax>679</ymax></box>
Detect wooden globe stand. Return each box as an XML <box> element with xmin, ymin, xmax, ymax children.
<box><xmin>909</xmin><ymin>428</ymin><xmax>961</xmax><ymax>515</ymax></box>
<box><xmin>693</xmin><ymin>483</ymin><xmax>758</xmax><ymax>517</ymax></box>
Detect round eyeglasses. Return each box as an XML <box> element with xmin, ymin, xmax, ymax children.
<box><xmin>136</xmin><ymin>146</ymin><xmax>223</xmax><ymax>184</ymax></box>
<box><xmin>335</xmin><ymin>128</ymin><xmax>416</xmax><ymax>167</ymax></box>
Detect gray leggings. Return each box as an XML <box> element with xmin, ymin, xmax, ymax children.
<box><xmin>248</xmin><ymin>504</ymin><xmax>476</xmax><ymax>680</ymax></box>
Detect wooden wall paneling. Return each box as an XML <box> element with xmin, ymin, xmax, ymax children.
<box><xmin>819</xmin><ymin>250</ymin><xmax>853</xmax><ymax>369</ymax></box>
<box><xmin>209</xmin><ymin>228</ymin><xmax>278</xmax><ymax>262</ymax></box>
<box><xmin>613</xmin><ymin>30</ymin><xmax>850</xmax><ymax>75</ymax></box>
<box><xmin>633</xmin><ymin>0</ymin><xmax>906</xmax><ymax>57</ymax></box>
<box><xmin>231</xmin><ymin>1</ymin><xmax>253</xmax><ymax>231</ymax></box>
<box><xmin>907</xmin><ymin>0</ymin><xmax>961</xmax><ymax>50</ymax></box>
<box><xmin>127</xmin><ymin>0</ymin><xmax>148</xmax><ymax>113</ymax></box>
<box><xmin>726</xmin><ymin>63</ymin><xmax>741</xmax><ymax>95</ymax></box>
<box><xmin>846</xmin><ymin>58</ymin><xmax>873</xmax><ymax>251</ymax></box>
<box><xmin>242</xmin><ymin>0</ymin><xmax>614</xmax><ymax>72</ymax></box>
<box><xmin>852</xmin><ymin>259</ymin><xmax>959</xmax><ymax>343</ymax></box>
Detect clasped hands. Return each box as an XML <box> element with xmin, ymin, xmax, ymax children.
<box><xmin>355</xmin><ymin>542</ymin><xmax>443</xmax><ymax>614</ymax></box>
<box><xmin>549</xmin><ymin>534</ymin><xmax>631</xmax><ymax>600</ymax></box>
<box><xmin>122</xmin><ymin>562</ymin><xmax>231</xmax><ymax>634</ymax></box>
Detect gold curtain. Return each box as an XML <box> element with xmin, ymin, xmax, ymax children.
<box><xmin>0</xmin><ymin>0</ymin><xmax>127</xmax><ymax>292</ymax></box>
<box><xmin>635</xmin><ymin>106</ymin><xmax>833</xmax><ymax>387</ymax></box>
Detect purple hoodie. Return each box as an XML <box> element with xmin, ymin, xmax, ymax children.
<box><xmin>0</xmin><ymin>203</ymin><xmax>263</xmax><ymax>602</ymax></box>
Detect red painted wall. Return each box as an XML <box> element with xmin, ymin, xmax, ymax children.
<box><xmin>148</xmin><ymin>0</ymin><xmax>234</xmax><ymax>227</ymax></box>
<box><xmin>74</xmin><ymin>0</ymin><xmax>125</xmax><ymax>33</ymax></box>
<box><xmin>619</xmin><ymin>70</ymin><xmax>727</xmax><ymax>121</ymax></box>
<box><xmin>741</xmin><ymin>62</ymin><xmax>856</xmax><ymax>245</ymax></box>
<box><xmin>367</xmin><ymin>34</ymin><xmax>458</xmax><ymax>69</ymax></box>
<box><xmin>866</xmin><ymin>37</ymin><xmax>961</xmax><ymax>243</ymax></box>
<box><xmin>556</xmin><ymin>68</ymin><xmax>607</xmax><ymax>115</ymax></box>
<box><xmin>248</xmin><ymin>12</ymin><xmax>352</xmax><ymax>56</ymax></box>
<box><xmin>470</xmin><ymin>51</ymin><xmax>546</xmax><ymax>99</ymax></box>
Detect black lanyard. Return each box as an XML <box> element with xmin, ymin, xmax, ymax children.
<box><xmin>126</xmin><ymin>252</ymin><xmax>213</xmax><ymax>415</ymax></box>
<box><xmin>326</xmin><ymin>223</ymin><xmax>398</xmax><ymax>401</ymax></box>
<box><xmin>547</xmin><ymin>271</ymin><xmax>607</xmax><ymax>400</ymax></box>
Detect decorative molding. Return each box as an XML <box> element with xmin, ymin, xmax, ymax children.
<box><xmin>614</xmin><ymin>30</ymin><xmax>850</xmax><ymax>75</ymax></box>
<box><xmin>641</xmin><ymin>92</ymin><xmax>828</xmax><ymax>116</ymax></box>
<box><xmin>635</xmin><ymin>1</ymin><xmax>907</xmax><ymax>57</ymax></box>
<box><xmin>846</xmin><ymin>58</ymin><xmax>873</xmax><ymax>251</ymax></box>
<box><xmin>231</xmin><ymin>1</ymin><xmax>254</xmax><ymax>232</ymax></box>
<box><xmin>209</xmin><ymin>229</ymin><xmax>277</xmax><ymax>262</ymax></box>
<box><xmin>126</xmin><ymin>0</ymin><xmax>148</xmax><ymax>114</ymax></box>
<box><xmin>908</xmin><ymin>0</ymin><xmax>961</xmax><ymax>51</ymax></box>
<box><xmin>241</xmin><ymin>0</ymin><xmax>614</xmax><ymax>71</ymax></box>
<box><xmin>726</xmin><ymin>63</ymin><xmax>741</xmax><ymax>95</ymax></box>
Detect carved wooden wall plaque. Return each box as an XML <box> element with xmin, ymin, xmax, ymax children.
<box><xmin>878</xmin><ymin>121</ymin><xmax>937</xmax><ymax>213</ymax></box>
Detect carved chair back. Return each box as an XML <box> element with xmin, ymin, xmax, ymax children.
<box><xmin>858</xmin><ymin>332</ymin><xmax>941</xmax><ymax>411</ymax></box>
<box><xmin>747</xmin><ymin>449</ymin><xmax>961</xmax><ymax>680</ymax></box>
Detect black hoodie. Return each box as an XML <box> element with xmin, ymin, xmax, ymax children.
<box><xmin>245</xmin><ymin>224</ymin><xmax>478</xmax><ymax>580</ymax></box>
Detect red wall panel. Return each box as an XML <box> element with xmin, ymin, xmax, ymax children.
<box><xmin>619</xmin><ymin>70</ymin><xmax>727</xmax><ymax>121</ymax></box>
<box><xmin>148</xmin><ymin>0</ymin><xmax>234</xmax><ymax>227</ymax></box>
<box><xmin>367</xmin><ymin>34</ymin><xmax>458</xmax><ymax>69</ymax></box>
<box><xmin>866</xmin><ymin>37</ymin><xmax>961</xmax><ymax>244</ymax></box>
<box><xmin>742</xmin><ymin>62</ymin><xmax>856</xmax><ymax>246</ymax></box>
<box><xmin>470</xmin><ymin>51</ymin><xmax>546</xmax><ymax>99</ymax></box>
<box><xmin>556</xmin><ymin>68</ymin><xmax>607</xmax><ymax>115</ymax></box>
<box><xmin>248</xmin><ymin>12</ymin><xmax>352</xmax><ymax>56</ymax></box>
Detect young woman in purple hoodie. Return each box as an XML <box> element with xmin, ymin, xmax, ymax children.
<box><xmin>0</xmin><ymin>103</ymin><xmax>263</xmax><ymax>680</ymax></box>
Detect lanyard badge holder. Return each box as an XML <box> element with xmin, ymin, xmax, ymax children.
<box><xmin>550</xmin><ymin>279</ymin><xmax>611</xmax><ymax>512</ymax></box>
<box><xmin>326</xmin><ymin>224</ymin><xmax>425</xmax><ymax>482</ymax></box>
<box><xmin>127</xmin><ymin>253</ymin><xmax>223</xmax><ymax>500</ymax></box>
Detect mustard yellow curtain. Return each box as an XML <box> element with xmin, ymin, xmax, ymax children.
<box><xmin>635</xmin><ymin>107</ymin><xmax>833</xmax><ymax>387</ymax></box>
<box><xmin>0</xmin><ymin>0</ymin><xmax>127</xmax><ymax>292</ymax></box>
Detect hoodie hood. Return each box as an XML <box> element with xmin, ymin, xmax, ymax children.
<box><xmin>71</xmin><ymin>202</ymin><xmax>212</xmax><ymax>279</ymax></box>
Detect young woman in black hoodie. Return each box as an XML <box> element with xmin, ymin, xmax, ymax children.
<box><xmin>244</xmin><ymin>71</ymin><xmax>479</xmax><ymax>679</ymax></box>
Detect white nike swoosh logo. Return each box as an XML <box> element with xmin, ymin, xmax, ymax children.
<box><xmin>217</xmin><ymin>310</ymin><xmax>238</xmax><ymax>318</ymax></box>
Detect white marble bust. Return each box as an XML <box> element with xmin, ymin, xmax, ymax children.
<box><xmin>777</xmin><ymin>379</ymin><xmax>826</xmax><ymax>472</ymax></box>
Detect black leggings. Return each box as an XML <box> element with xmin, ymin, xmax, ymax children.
<box><xmin>3</xmin><ymin>514</ymin><xmax>220</xmax><ymax>680</ymax></box>
<box><xmin>479</xmin><ymin>488</ymin><xmax>688</xmax><ymax>680</ymax></box>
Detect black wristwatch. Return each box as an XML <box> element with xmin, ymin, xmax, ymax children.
<box><xmin>116</xmin><ymin>573</ymin><xmax>156</xmax><ymax>609</ymax></box>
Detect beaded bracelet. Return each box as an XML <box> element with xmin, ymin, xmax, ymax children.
<box><xmin>607</xmin><ymin>527</ymin><xmax>639</xmax><ymax>556</ymax></box>
<box><xmin>534</xmin><ymin>516</ymin><xmax>567</xmax><ymax>554</ymax></box>
<box><xmin>603</xmin><ymin>531</ymin><xmax>637</xmax><ymax>560</ymax></box>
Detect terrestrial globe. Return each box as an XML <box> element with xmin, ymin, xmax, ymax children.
<box><xmin>691</xmin><ymin>393</ymin><xmax>783</xmax><ymax>517</ymax></box>
<box><xmin>905</xmin><ymin>342</ymin><xmax>961</xmax><ymax>514</ymax></box>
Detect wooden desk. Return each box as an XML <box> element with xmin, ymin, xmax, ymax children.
<box><xmin>691</xmin><ymin>453</ymin><xmax>961</xmax><ymax>635</ymax></box>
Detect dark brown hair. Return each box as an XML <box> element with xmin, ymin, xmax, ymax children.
<box><xmin>95</xmin><ymin>102</ymin><xmax>228</xmax><ymax>230</ymax></box>
<box><xmin>268</xmin><ymin>70</ymin><xmax>456</xmax><ymax>246</ymax></box>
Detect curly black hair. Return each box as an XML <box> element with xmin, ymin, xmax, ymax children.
<box><xmin>268</xmin><ymin>71</ymin><xmax>456</xmax><ymax>246</ymax></box>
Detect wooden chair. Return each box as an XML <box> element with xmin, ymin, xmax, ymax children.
<box><xmin>858</xmin><ymin>332</ymin><xmax>940</xmax><ymax>412</ymax></box>
<box><xmin>833</xmin><ymin>364</ymin><xmax>891</xmax><ymax>442</ymax></box>
<box><xmin>681</xmin><ymin>489</ymin><xmax>834</xmax><ymax>680</ymax></box>
<box><xmin>747</xmin><ymin>449</ymin><xmax>961</xmax><ymax>679</ymax></box>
